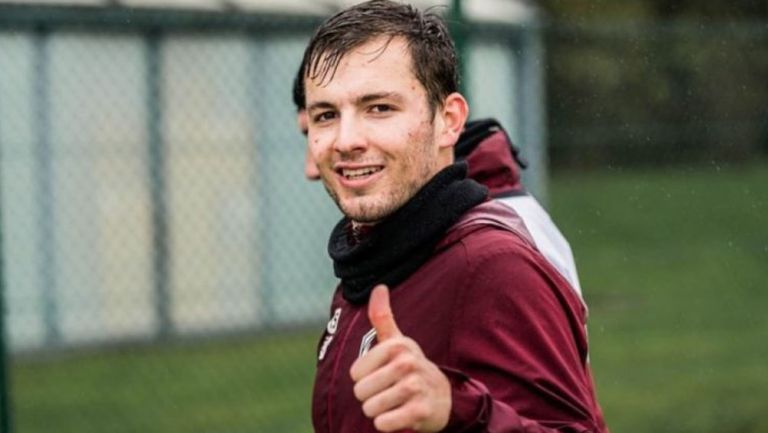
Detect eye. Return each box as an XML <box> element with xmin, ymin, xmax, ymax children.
<box><xmin>313</xmin><ymin>111</ymin><xmax>336</xmax><ymax>123</ymax></box>
<box><xmin>370</xmin><ymin>104</ymin><xmax>393</xmax><ymax>114</ymax></box>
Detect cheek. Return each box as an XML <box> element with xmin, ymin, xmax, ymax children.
<box><xmin>307</xmin><ymin>132</ymin><xmax>322</xmax><ymax>148</ymax></box>
<box><xmin>307</xmin><ymin>134</ymin><xmax>325</xmax><ymax>155</ymax></box>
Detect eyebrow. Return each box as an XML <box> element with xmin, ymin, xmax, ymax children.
<box><xmin>307</xmin><ymin>101</ymin><xmax>336</xmax><ymax>112</ymax></box>
<box><xmin>306</xmin><ymin>92</ymin><xmax>404</xmax><ymax>112</ymax></box>
<box><xmin>357</xmin><ymin>92</ymin><xmax>403</xmax><ymax>105</ymax></box>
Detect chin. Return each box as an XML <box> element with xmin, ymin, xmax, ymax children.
<box><xmin>341</xmin><ymin>207</ymin><xmax>384</xmax><ymax>224</ymax></box>
<box><xmin>340</xmin><ymin>197</ymin><xmax>397</xmax><ymax>224</ymax></box>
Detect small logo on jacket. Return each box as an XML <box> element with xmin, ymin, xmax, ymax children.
<box><xmin>358</xmin><ymin>328</ymin><xmax>377</xmax><ymax>358</ymax></box>
<box><xmin>318</xmin><ymin>308</ymin><xmax>342</xmax><ymax>361</ymax></box>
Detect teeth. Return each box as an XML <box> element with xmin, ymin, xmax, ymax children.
<box><xmin>342</xmin><ymin>167</ymin><xmax>381</xmax><ymax>180</ymax></box>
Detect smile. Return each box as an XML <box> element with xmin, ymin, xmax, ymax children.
<box><xmin>339</xmin><ymin>166</ymin><xmax>383</xmax><ymax>180</ymax></box>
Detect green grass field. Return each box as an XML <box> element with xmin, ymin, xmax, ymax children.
<box><xmin>11</xmin><ymin>161</ymin><xmax>768</xmax><ymax>433</ymax></box>
<box><xmin>550</xmin><ymin>161</ymin><xmax>768</xmax><ymax>433</ymax></box>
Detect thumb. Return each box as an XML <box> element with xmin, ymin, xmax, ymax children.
<box><xmin>368</xmin><ymin>285</ymin><xmax>402</xmax><ymax>341</ymax></box>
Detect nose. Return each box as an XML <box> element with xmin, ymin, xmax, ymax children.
<box><xmin>334</xmin><ymin>115</ymin><xmax>367</xmax><ymax>154</ymax></box>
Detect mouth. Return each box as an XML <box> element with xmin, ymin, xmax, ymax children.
<box><xmin>337</xmin><ymin>166</ymin><xmax>384</xmax><ymax>181</ymax></box>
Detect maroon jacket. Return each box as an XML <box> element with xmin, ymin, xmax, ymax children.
<box><xmin>311</xmin><ymin>202</ymin><xmax>607</xmax><ymax>433</ymax></box>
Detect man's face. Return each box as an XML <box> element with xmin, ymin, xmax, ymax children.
<box><xmin>305</xmin><ymin>37</ymin><xmax>447</xmax><ymax>223</ymax></box>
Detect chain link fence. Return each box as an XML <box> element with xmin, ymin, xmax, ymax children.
<box><xmin>0</xmin><ymin>17</ymin><xmax>339</xmax><ymax>353</ymax></box>
<box><xmin>0</xmin><ymin>5</ymin><xmax>544</xmax><ymax>432</ymax></box>
<box><xmin>0</xmin><ymin>9</ymin><xmax>343</xmax><ymax>433</ymax></box>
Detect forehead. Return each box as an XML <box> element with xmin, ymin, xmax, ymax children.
<box><xmin>305</xmin><ymin>36</ymin><xmax>424</xmax><ymax>100</ymax></box>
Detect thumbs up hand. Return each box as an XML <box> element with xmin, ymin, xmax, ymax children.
<box><xmin>350</xmin><ymin>285</ymin><xmax>451</xmax><ymax>432</ymax></box>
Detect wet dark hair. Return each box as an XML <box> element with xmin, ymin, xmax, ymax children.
<box><xmin>300</xmin><ymin>0</ymin><xmax>458</xmax><ymax>113</ymax></box>
<box><xmin>292</xmin><ymin>62</ymin><xmax>305</xmax><ymax>111</ymax></box>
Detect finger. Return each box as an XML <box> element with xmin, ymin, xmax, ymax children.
<box><xmin>360</xmin><ymin>374</ymin><xmax>417</xmax><ymax>419</ymax></box>
<box><xmin>373</xmin><ymin>400</ymin><xmax>430</xmax><ymax>433</ymax></box>
<box><xmin>353</xmin><ymin>351</ymin><xmax>418</xmax><ymax>402</ymax></box>
<box><xmin>350</xmin><ymin>338</ymin><xmax>406</xmax><ymax>382</ymax></box>
<box><xmin>368</xmin><ymin>285</ymin><xmax>402</xmax><ymax>341</ymax></box>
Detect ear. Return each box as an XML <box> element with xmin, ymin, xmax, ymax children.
<box><xmin>435</xmin><ymin>92</ymin><xmax>469</xmax><ymax>150</ymax></box>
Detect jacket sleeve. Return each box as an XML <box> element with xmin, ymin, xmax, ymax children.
<box><xmin>441</xmin><ymin>240</ymin><xmax>605</xmax><ymax>433</ymax></box>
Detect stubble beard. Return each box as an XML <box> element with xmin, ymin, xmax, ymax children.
<box><xmin>323</xmin><ymin>176</ymin><xmax>413</xmax><ymax>224</ymax></box>
<box><xmin>325</xmin><ymin>131</ymin><xmax>438</xmax><ymax>224</ymax></box>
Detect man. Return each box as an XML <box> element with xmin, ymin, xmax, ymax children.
<box><xmin>301</xmin><ymin>1</ymin><xmax>606</xmax><ymax>432</ymax></box>
<box><xmin>294</xmin><ymin>70</ymin><xmax>584</xmax><ymax>302</ymax></box>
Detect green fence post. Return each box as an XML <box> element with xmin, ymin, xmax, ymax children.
<box><xmin>145</xmin><ymin>30</ymin><xmax>173</xmax><ymax>339</ymax></box>
<box><xmin>250</xmin><ymin>37</ymin><xmax>276</xmax><ymax>328</ymax></box>
<box><xmin>449</xmin><ymin>0</ymin><xmax>468</xmax><ymax>96</ymax></box>
<box><xmin>33</xmin><ymin>26</ymin><xmax>60</xmax><ymax>346</ymax></box>
<box><xmin>0</xmin><ymin>78</ymin><xmax>14</xmax><ymax>433</ymax></box>
<box><xmin>517</xmin><ymin>19</ymin><xmax>548</xmax><ymax>203</ymax></box>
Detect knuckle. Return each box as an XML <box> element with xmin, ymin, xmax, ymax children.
<box><xmin>392</xmin><ymin>355</ymin><xmax>415</xmax><ymax>375</ymax></box>
<box><xmin>362</xmin><ymin>399</ymin><xmax>377</xmax><ymax>418</ymax></box>
<box><xmin>397</xmin><ymin>405</ymin><xmax>422</xmax><ymax>428</ymax></box>
<box><xmin>374</xmin><ymin>413</ymin><xmax>401</xmax><ymax>432</ymax></box>
<box><xmin>386</xmin><ymin>341</ymin><xmax>407</xmax><ymax>358</ymax></box>
<box><xmin>402</xmin><ymin>337</ymin><xmax>422</xmax><ymax>353</ymax></box>
<box><xmin>412</xmin><ymin>401</ymin><xmax>430</xmax><ymax>420</ymax></box>
<box><xmin>401</xmin><ymin>375</ymin><xmax>422</xmax><ymax>395</ymax></box>
<box><xmin>349</xmin><ymin>363</ymin><xmax>363</xmax><ymax>381</ymax></box>
<box><xmin>373</xmin><ymin>416</ymin><xmax>391</xmax><ymax>432</ymax></box>
<box><xmin>352</xmin><ymin>382</ymin><xmax>365</xmax><ymax>401</ymax></box>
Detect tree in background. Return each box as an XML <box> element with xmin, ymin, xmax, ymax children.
<box><xmin>537</xmin><ymin>0</ymin><xmax>768</xmax><ymax>166</ymax></box>
<box><xmin>538</xmin><ymin>1</ymin><xmax>768</xmax><ymax>20</ymax></box>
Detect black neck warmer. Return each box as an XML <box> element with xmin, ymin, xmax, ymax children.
<box><xmin>328</xmin><ymin>162</ymin><xmax>488</xmax><ymax>305</ymax></box>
